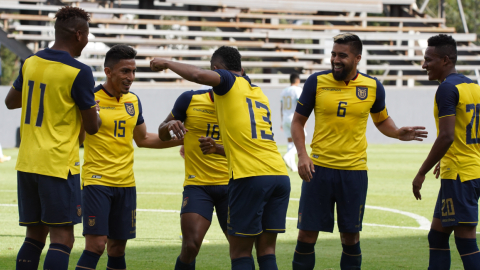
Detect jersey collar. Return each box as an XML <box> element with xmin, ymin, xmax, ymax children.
<box><xmin>208</xmin><ymin>90</ymin><xmax>214</xmax><ymax>102</ymax></box>
<box><xmin>343</xmin><ymin>72</ymin><xmax>359</xmax><ymax>86</ymax></box>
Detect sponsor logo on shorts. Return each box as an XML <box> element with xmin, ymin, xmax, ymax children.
<box><xmin>88</xmin><ymin>216</ymin><xmax>95</xmax><ymax>226</ymax></box>
<box><xmin>182</xmin><ymin>197</ymin><xmax>188</xmax><ymax>208</ymax></box>
<box><xmin>298</xmin><ymin>213</ymin><xmax>302</xmax><ymax>223</ymax></box>
<box><xmin>75</xmin><ymin>162</ymin><xmax>80</xmax><ymax>166</ymax></box>
<box><xmin>442</xmin><ymin>218</ymin><xmax>455</xmax><ymax>222</ymax></box>
<box><xmin>312</xmin><ymin>155</ymin><xmax>319</xmax><ymax>159</ymax></box>
<box><xmin>77</xmin><ymin>205</ymin><xmax>82</xmax><ymax>217</ymax></box>
<box><xmin>130</xmin><ymin>230</ymin><xmax>136</xmax><ymax>234</ymax></box>
<box><xmin>188</xmin><ymin>175</ymin><xmax>196</xmax><ymax>179</ymax></box>
<box><xmin>92</xmin><ymin>175</ymin><xmax>102</xmax><ymax>179</ymax></box>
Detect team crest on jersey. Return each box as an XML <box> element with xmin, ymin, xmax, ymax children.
<box><xmin>89</xmin><ymin>217</ymin><xmax>95</xmax><ymax>226</ymax></box>
<box><xmin>182</xmin><ymin>197</ymin><xmax>188</xmax><ymax>208</ymax></box>
<box><xmin>356</xmin><ymin>87</ymin><xmax>368</xmax><ymax>100</ymax></box>
<box><xmin>77</xmin><ymin>205</ymin><xmax>82</xmax><ymax>217</ymax></box>
<box><xmin>124</xmin><ymin>103</ymin><xmax>135</xmax><ymax>116</ymax></box>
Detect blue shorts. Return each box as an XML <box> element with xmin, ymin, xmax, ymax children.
<box><xmin>17</xmin><ymin>171</ymin><xmax>81</xmax><ymax>227</ymax></box>
<box><xmin>181</xmin><ymin>185</ymin><xmax>229</xmax><ymax>232</ymax></box>
<box><xmin>227</xmin><ymin>175</ymin><xmax>290</xmax><ymax>237</ymax></box>
<box><xmin>297</xmin><ymin>165</ymin><xmax>368</xmax><ymax>233</ymax></box>
<box><xmin>82</xmin><ymin>185</ymin><xmax>137</xmax><ymax>240</ymax></box>
<box><xmin>433</xmin><ymin>176</ymin><xmax>480</xmax><ymax>227</ymax></box>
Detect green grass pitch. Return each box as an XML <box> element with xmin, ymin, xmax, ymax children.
<box><xmin>0</xmin><ymin>144</ymin><xmax>477</xmax><ymax>269</ymax></box>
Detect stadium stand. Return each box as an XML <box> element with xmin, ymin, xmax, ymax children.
<box><xmin>0</xmin><ymin>0</ymin><xmax>478</xmax><ymax>88</ymax></box>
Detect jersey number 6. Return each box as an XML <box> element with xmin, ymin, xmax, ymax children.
<box><xmin>337</xmin><ymin>101</ymin><xmax>347</xmax><ymax>117</ymax></box>
<box><xmin>246</xmin><ymin>98</ymin><xmax>274</xmax><ymax>141</ymax></box>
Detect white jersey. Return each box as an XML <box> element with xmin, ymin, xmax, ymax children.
<box><xmin>281</xmin><ymin>85</ymin><xmax>302</xmax><ymax>119</ymax></box>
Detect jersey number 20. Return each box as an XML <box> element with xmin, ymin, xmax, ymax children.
<box><xmin>246</xmin><ymin>98</ymin><xmax>274</xmax><ymax>141</ymax></box>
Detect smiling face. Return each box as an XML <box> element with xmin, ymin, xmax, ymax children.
<box><xmin>105</xmin><ymin>58</ymin><xmax>136</xmax><ymax>95</ymax></box>
<box><xmin>330</xmin><ymin>43</ymin><xmax>361</xmax><ymax>81</ymax></box>
<box><xmin>422</xmin><ymin>46</ymin><xmax>445</xmax><ymax>82</ymax></box>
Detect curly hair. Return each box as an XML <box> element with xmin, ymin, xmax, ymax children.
<box><xmin>105</xmin><ymin>44</ymin><xmax>137</xmax><ymax>68</ymax></box>
<box><xmin>212</xmin><ymin>46</ymin><xmax>242</xmax><ymax>72</ymax></box>
<box><xmin>55</xmin><ymin>6</ymin><xmax>90</xmax><ymax>23</ymax></box>
<box><xmin>333</xmin><ymin>33</ymin><xmax>363</xmax><ymax>55</ymax></box>
<box><xmin>427</xmin><ymin>34</ymin><xmax>457</xmax><ymax>64</ymax></box>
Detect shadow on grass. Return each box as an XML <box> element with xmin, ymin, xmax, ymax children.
<box><xmin>0</xmin><ymin>234</ymin><xmax>470</xmax><ymax>269</ymax></box>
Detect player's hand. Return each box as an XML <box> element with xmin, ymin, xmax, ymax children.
<box><xmin>412</xmin><ymin>173</ymin><xmax>425</xmax><ymax>200</ymax></box>
<box><xmin>433</xmin><ymin>162</ymin><xmax>440</xmax><ymax>179</ymax></box>
<box><xmin>398</xmin><ymin>126</ymin><xmax>428</xmax><ymax>141</ymax></box>
<box><xmin>150</xmin><ymin>58</ymin><xmax>169</xmax><ymax>72</ymax></box>
<box><xmin>179</xmin><ymin>145</ymin><xmax>185</xmax><ymax>159</ymax></box>
<box><xmin>298</xmin><ymin>154</ymin><xmax>315</xmax><ymax>182</ymax></box>
<box><xmin>95</xmin><ymin>100</ymin><xmax>100</xmax><ymax>112</ymax></box>
<box><xmin>199</xmin><ymin>136</ymin><xmax>216</xmax><ymax>154</ymax></box>
<box><xmin>167</xmin><ymin>120</ymin><xmax>187</xmax><ymax>140</ymax></box>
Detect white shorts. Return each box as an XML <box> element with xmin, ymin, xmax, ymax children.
<box><xmin>282</xmin><ymin>117</ymin><xmax>306</xmax><ymax>139</ymax></box>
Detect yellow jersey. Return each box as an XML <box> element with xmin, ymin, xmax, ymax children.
<box><xmin>212</xmin><ymin>69</ymin><xmax>288</xmax><ymax>179</ymax></box>
<box><xmin>434</xmin><ymin>73</ymin><xmax>480</xmax><ymax>182</ymax></box>
<box><xmin>82</xmin><ymin>85</ymin><xmax>144</xmax><ymax>187</ymax></box>
<box><xmin>296</xmin><ymin>71</ymin><xmax>389</xmax><ymax>170</ymax></box>
<box><xmin>13</xmin><ymin>48</ymin><xmax>96</xmax><ymax>179</ymax></box>
<box><xmin>171</xmin><ymin>89</ymin><xmax>229</xmax><ymax>186</ymax></box>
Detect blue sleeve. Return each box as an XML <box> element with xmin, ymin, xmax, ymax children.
<box><xmin>12</xmin><ymin>61</ymin><xmax>25</xmax><ymax>92</ymax></box>
<box><xmin>212</xmin><ymin>69</ymin><xmax>236</xmax><ymax>96</ymax></box>
<box><xmin>295</xmin><ymin>74</ymin><xmax>317</xmax><ymax>117</ymax></box>
<box><xmin>71</xmin><ymin>67</ymin><xmax>96</xmax><ymax>110</ymax></box>
<box><xmin>370</xmin><ymin>79</ymin><xmax>386</xmax><ymax>113</ymax></box>
<box><xmin>136</xmin><ymin>95</ymin><xmax>145</xmax><ymax>126</ymax></box>
<box><xmin>171</xmin><ymin>91</ymin><xmax>194</xmax><ymax>122</ymax></box>
<box><xmin>436</xmin><ymin>82</ymin><xmax>459</xmax><ymax>118</ymax></box>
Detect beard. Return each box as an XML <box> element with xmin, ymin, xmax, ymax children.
<box><xmin>331</xmin><ymin>63</ymin><xmax>352</xmax><ymax>81</ymax></box>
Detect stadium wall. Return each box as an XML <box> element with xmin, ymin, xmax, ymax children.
<box><xmin>0</xmin><ymin>86</ymin><xmax>437</xmax><ymax>149</ymax></box>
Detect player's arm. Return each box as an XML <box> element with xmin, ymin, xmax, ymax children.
<box><xmin>158</xmin><ymin>114</ymin><xmax>187</xmax><ymax>141</ymax></box>
<box><xmin>198</xmin><ymin>136</ymin><xmax>225</xmax><ymax>156</ymax></box>
<box><xmin>293</xmin><ymin>74</ymin><xmax>317</xmax><ymax>182</ymax></box>
<box><xmin>5</xmin><ymin>87</ymin><xmax>22</xmax><ymax>109</ymax></box>
<box><xmin>412</xmin><ymin>83</ymin><xmax>458</xmax><ymax>200</ymax></box>
<box><xmin>79</xmin><ymin>122</ymin><xmax>86</xmax><ymax>146</ymax></box>
<box><xmin>150</xmin><ymin>58</ymin><xmax>221</xmax><ymax>87</ymax></box>
<box><xmin>134</xmin><ymin>122</ymin><xmax>183</xmax><ymax>148</ymax></box>
<box><xmin>371</xmin><ymin>80</ymin><xmax>427</xmax><ymax>141</ymax></box>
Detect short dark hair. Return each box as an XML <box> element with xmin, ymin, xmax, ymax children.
<box><xmin>212</xmin><ymin>46</ymin><xmax>242</xmax><ymax>72</ymax></box>
<box><xmin>54</xmin><ymin>6</ymin><xmax>90</xmax><ymax>40</ymax></box>
<box><xmin>290</xmin><ymin>73</ymin><xmax>300</xmax><ymax>84</ymax></box>
<box><xmin>427</xmin><ymin>34</ymin><xmax>457</xmax><ymax>64</ymax></box>
<box><xmin>333</xmin><ymin>33</ymin><xmax>363</xmax><ymax>55</ymax></box>
<box><xmin>104</xmin><ymin>45</ymin><xmax>137</xmax><ymax>68</ymax></box>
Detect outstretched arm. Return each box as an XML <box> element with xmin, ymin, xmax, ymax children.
<box><xmin>150</xmin><ymin>58</ymin><xmax>221</xmax><ymax>87</ymax></box>
<box><xmin>412</xmin><ymin>116</ymin><xmax>455</xmax><ymax>200</ymax></box>
<box><xmin>374</xmin><ymin>117</ymin><xmax>428</xmax><ymax>141</ymax></box>
<box><xmin>134</xmin><ymin>122</ymin><xmax>183</xmax><ymax>149</ymax></box>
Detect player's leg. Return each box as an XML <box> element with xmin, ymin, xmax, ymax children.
<box><xmin>428</xmin><ymin>181</ymin><xmax>455</xmax><ymax>270</ymax></box>
<box><xmin>37</xmin><ymin>172</ymin><xmax>81</xmax><ymax>270</ymax></box>
<box><xmin>16</xmin><ymin>172</ymin><xmax>48</xmax><ymax>270</ymax></box>
<box><xmin>257</xmin><ymin>175</ymin><xmax>290</xmax><ymax>269</ymax></box>
<box><xmin>213</xmin><ymin>185</ymin><xmax>229</xmax><ymax>239</ymax></box>
<box><xmin>228</xmin><ymin>177</ymin><xmax>272</xmax><ymax>270</ymax></box>
<box><xmin>106</xmin><ymin>239</ymin><xmax>128</xmax><ymax>270</ymax></box>
<box><xmin>336</xmin><ymin>170</ymin><xmax>368</xmax><ymax>270</ymax></box>
<box><xmin>450</xmin><ymin>178</ymin><xmax>480</xmax><ymax>270</ymax></box>
<box><xmin>105</xmin><ymin>187</ymin><xmax>137</xmax><ymax>270</ymax></box>
<box><xmin>176</xmin><ymin>185</ymin><xmax>216</xmax><ymax>269</ymax></box>
<box><xmin>76</xmin><ymin>185</ymin><xmax>113</xmax><ymax>270</ymax></box>
<box><xmin>282</xmin><ymin>120</ymin><xmax>296</xmax><ymax>172</ymax></box>
<box><xmin>293</xmin><ymin>166</ymin><xmax>335</xmax><ymax>270</ymax></box>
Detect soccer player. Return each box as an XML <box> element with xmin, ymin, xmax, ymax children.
<box><xmin>74</xmin><ymin>44</ymin><xmax>181</xmax><ymax>270</ymax></box>
<box><xmin>158</xmin><ymin>87</ymin><xmax>230</xmax><ymax>270</ymax></box>
<box><xmin>291</xmin><ymin>33</ymin><xmax>427</xmax><ymax>270</ymax></box>
<box><xmin>280</xmin><ymin>73</ymin><xmax>303</xmax><ymax>172</ymax></box>
<box><xmin>412</xmin><ymin>34</ymin><xmax>480</xmax><ymax>270</ymax></box>
<box><xmin>151</xmin><ymin>46</ymin><xmax>290</xmax><ymax>270</ymax></box>
<box><xmin>4</xmin><ymin>6</ymin><xmax>101</xmax><ymax>270</ymax></box>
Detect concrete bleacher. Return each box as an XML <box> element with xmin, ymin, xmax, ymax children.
<box><xmin>0</xmin><ymin>0</ymin><xmax>477</xmax><ymax>88</ymax></box>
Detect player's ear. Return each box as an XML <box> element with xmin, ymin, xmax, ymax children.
<box><xmin>355</xmin><ymin>54</ymin><xmax>362</xmax><ymax>65</ymax></box>
<box><xmin>104</xmin><ymin>66</ymin><xmax>112</xmax><ymax>78</ymax></box>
